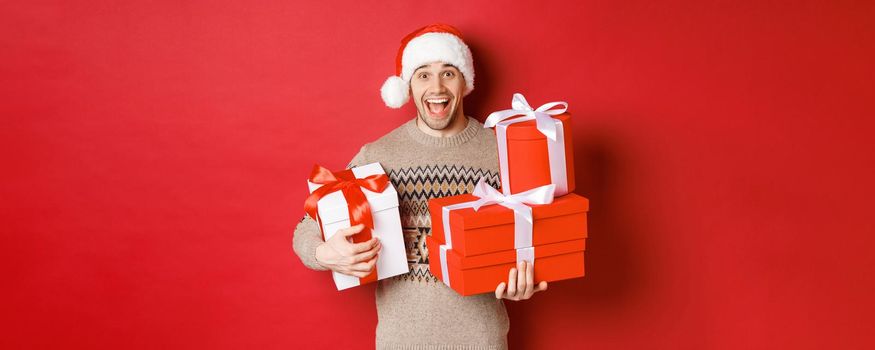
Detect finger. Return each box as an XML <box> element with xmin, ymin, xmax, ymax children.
<box><xmin>339</xmin><ymin>268</ymin><xmax>368</xmax><ymax>278</ymax></box>
<box><xmin>506</xmin><ymin>267</ymin><xmax>517</xmax><ymax>298</ymax></box>
<box><xmin>495</xmin><ymin>282</ymin><xmax>506</xmax><ymax>299</ymax></box>
<box><xmin>349</xmin><ymin>237</ymin><xmax>380</xmax><ymax>254</ymax></box>
<box><xmin>524</xmin><ymin>261</ymin><xmax>535</xmax><ymax>298</ymax></box>
<box><xmin>350</xmin><ymin>245</ymin><xmax>379</xmax><ymax>263</ymax></box>
<box><xmin>534</xmin><ymin>281</ymin><xmax>548</xmax><ymax>293</ymax></box>
<box><xmin>338</xmin><ymin>224</ymin><xmax>366</xmax><ymax>238</ymax></box>
<box><xmin>516</xmin><ymin>261</ymin><xmax>526</xmax><ymax>298</ymax></box>
<box><xmin>349</xmin><ymin>258</ymin><xmax>377</xmax><ymax>272</ymax></box>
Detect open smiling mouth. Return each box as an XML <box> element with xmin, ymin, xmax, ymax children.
<box><xmin>425</xmin><ymin>97</ymin><xmax>451</xmax><ymax>118</ymax></box>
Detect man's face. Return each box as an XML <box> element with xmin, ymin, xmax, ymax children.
<box><xmin>409</xmin><ymin>62</ymin><xmax>466</xmax><ymax>130</ymax></box>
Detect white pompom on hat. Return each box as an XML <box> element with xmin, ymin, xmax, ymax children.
<box><xmin>380</xmin><ymin>23</ymin><xmax>475</xmax><ymax>108</ymax></box>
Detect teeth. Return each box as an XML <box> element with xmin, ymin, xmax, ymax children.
<box><xmin>426</xmin><ymin>98</ymin><xmax>449</xmax><ymax>103</ymax></box>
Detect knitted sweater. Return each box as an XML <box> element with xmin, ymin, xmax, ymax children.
<box><xmin>293</xmin><ymin>117</ymin><xmax>508</xmax><ymax>350</ymax></box>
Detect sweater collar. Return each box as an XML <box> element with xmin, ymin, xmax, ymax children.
<box><xmin>404</xmin><ymin>116</ymin><xmax>482</xmax><ymax>147</ymax></box>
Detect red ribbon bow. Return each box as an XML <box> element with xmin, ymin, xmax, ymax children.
<box><xmin>304</xmin><ymin>164</ymin><xmax>390</xmax><ymax>235</ymax></box>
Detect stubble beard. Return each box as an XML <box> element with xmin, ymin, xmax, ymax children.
<box><xmin>417</xmin><ymin>104</ymin><xmax>457</xmax><ymax>131</ymax></box>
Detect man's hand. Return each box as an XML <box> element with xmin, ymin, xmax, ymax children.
<box><xmin>495</xmin><ymin>261</ymin><xmax>548</xmax><ymax>301</ymax></box>
<box><xmin>314</xmin><ymin>224</ymin><xmax>381</xmax><ymax>278</ymax></box>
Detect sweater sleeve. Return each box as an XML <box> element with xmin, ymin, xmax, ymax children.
<box><xmin>291</xmin><ymin>145</ymin><xmax>369</xmax><ymax>271</ymax></box>
<box><xmin>292</xmin><ymin>214</ymin><xmax>328</xmax><ymax>271</ymax></box>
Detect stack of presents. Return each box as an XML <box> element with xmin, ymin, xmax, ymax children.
<box><xmin>304</xmin><ymin>94</ymin><xmax>590</xmax><ymax>295</ymax></box>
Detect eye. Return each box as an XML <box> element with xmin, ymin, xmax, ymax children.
<box><xmin>443</xmin><ymin>71</ymin><xmax>455</xmax><ymax>78</ymax></box>
<box><xmin>418</xmin><ymin>72</ymin><xmax>429</xmax><ymax>79</ymax></box>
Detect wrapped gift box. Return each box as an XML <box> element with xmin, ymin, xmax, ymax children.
<box><xmin>485</xmin><ymin>93</ymin><xmax>576</xmax><ymax>196</ymax></box>
<box><xmin>427</xmin><ymin>236</ymin><xmax>586</xmax><ymax>296</ymax></box>
<box><xmin>428</xmin><ymin>192</ymin><xmax>589</xmax><ymax>257</ymax></box>
<box><xmin>427</xmin><ymin>186</ymin><xmax>589</xmax><ymax>296</ymax></box>
<box><xmin>497</xmin><ymin>113</ymin><xmax>575</xmax><ymax>195</ymax></box>
<box><xmin>306</xmin><ymin>162</ymin><xmax>409</xmax><ymax>290</ymax></box>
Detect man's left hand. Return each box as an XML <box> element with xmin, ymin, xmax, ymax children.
<box><xmin>495</xmin><ymin>260</ymin><xmax>548</xmax><ymax>301</ymax></box>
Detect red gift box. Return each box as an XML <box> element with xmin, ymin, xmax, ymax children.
<box><xmin>426</xmin><ymin>179</ymin><xmax>589</xmax><ymax>296</ymax></box>
<box><xmin>484</xmin><ymin>93</ymin><xmax>576</xmax><ymax>196</ymax></box>
<box><xmin>427</xmin><ymin>236</ymin><xmax>586</xmax><ymax>296</ymax></box>
<box><xmin>428</xmin><ymin>192</ymin><xmax>589</xmax><ymax>256</ymax></box>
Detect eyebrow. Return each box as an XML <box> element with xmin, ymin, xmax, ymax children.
<box><xmin>414</xmin><ymin>64</ymin><xmax>458</xmax><ymax>72</ymax></box>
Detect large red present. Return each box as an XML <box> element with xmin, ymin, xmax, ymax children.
<box><xmin>484</xmin><ymin>93</ymin><xmax>576</xmax><ymax>196</ymax></box>
<box><xmin>427</xmin><ymin>179</ymin><xmax>589</xmax><ymax>296</ymax></box>
<box><xmin>427</xmin><ymin>237</ymin><xmax>586</xmax><ymax>296</ymax></box>
<box><xmin>428</xmin><ymin>188</ymin><xmax>589</xmax><ymax>257</ymax></box>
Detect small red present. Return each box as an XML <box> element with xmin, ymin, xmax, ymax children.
<box><xmin>484</xmin><ymin>93</ymin><xmax>576</xmax><ymax>196</ymax></box>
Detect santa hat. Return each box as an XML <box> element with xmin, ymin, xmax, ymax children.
<box><xmin>380</xmin><ymin>23</ymin><xmax>475</xmax><ymax>108</ymax></box>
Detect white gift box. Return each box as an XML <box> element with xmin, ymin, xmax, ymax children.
<box><xmin>307</xmin><ymin>162</ymin><xmax>409</xmax><ymax>290</ymax></box>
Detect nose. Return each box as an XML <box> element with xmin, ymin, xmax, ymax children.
<box><xmin>429</xmin><ymin>75</ymin><xmax>445</xmax><ymax>92</ymax></box>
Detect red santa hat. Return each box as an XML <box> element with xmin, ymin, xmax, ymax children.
<box><xmin>380</xmin><ymin>23</ymin><xmax>475</xmax><ymax>108</ymax></box>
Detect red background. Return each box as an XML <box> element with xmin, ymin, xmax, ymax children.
<box><xmin>3</xmin><ymin>1</ymin><xmax>874</xmax><ymax>349</ymax></box>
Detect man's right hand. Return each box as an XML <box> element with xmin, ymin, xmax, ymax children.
<box><xmin>314</xmin><ymin>224</ymin><xmax>382</xmax><ymax>278</ymax></box>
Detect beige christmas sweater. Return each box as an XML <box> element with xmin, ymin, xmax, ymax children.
<box><xmin>293</xmin><ymin>117</ymin><xmax>508</xmax><ymax>350</ymax></box>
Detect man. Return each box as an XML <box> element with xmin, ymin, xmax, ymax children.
<box><xmin>293</xmin><ymin>23</ymin><xmax>547</xmax><ymax>349</ymax></box>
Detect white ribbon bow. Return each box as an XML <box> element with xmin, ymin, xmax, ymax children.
<box><xmin>438</xmin><ymin>178</ymin><xmax>555</xmax><ymax>287</ymax></box>
<box><xmin>484</xmin><ymin>93</ymin><xmax>568</xmax><ymax>141</ymax></box>
<box><xmin>470</xmin><ymin>178</ymin><xmax>555</xmax><ymax>242</ymax></box>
